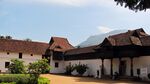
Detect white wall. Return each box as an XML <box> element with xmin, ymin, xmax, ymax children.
<box><xmin>49</xmin><ymin>55</ymin><xmax>65</xmax><ymax>74</ymax></box>
<box><xmin>112</xmin><ymin>58</ymin><xmax>119</xmax><ymax>74</ymax></box>
<box><xmin>133</xmin><ymin>56</ymin><xmax>150</xmax><ymax>81</ymax></box>
<box><xmin>0</xmin><ymin>51</ymin><xmax>42</xmax><ymax>73</ymax></box>
<box><xmin>64</xmin><ymin>59</ymin><xmax>111</xmax><ymax>78</ymax></box>
<box><xmin>49</xmin><ymin>54</ymin><xmax>150</xmax><ymax>81</ymax></box>
<box><xmin>112</xmin><ymin>56</ymin><xmax>150</xmax><ymax>81</ymax></box>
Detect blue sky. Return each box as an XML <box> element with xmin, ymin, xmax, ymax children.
<box><xmin>0</xmin><ymin>0</ymin><xmax>150</xmax><ymax>46</ymax></box>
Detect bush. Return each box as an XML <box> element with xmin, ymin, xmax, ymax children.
<box><xmin>8</xmin><ymin>59</ymin><xmax>26</xmax><ymax>74</ymax></box>
<box><xmin>0</xmin><ymin>74</ymin><xmax>30</xmax><ymax>84</ymax></box>
<box><xmin>0</xmin><ymin>74</ymin><xmax>50</xmax><ymax>84</ymax></box>
<box><xmin>75</xmin><ymin>64</ymin><xmax>88</xmax><ymax>76</ymax></box>
<box><xmin>65</xmin><ymin>65</ymin><xmax>75</xmax><ymax>75</ymax></box>
<box><xmin>38</xmin><ymin>77</ymin><xmax>50</xmax><ymax>84</ymax></box>
<box><xmin>28</xmin><ymin>59</ymin><xmax>51</xmax><ymax>74</ymax></box>
<box><xmin>28</xmin><ymin>59</ymin><xmax>51</xmax><ymax>84</ymax></box>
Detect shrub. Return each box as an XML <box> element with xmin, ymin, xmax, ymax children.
<box><xmin>8</xmin><ymin>59</ymin><xmax>26</xmax><ymax>74</ymax></box>
<box><xmin>38</xmin><ymin>77</ymin><xmax>50</xmax><ymax>84</ymax></box>
<box><xmin>28</xmin><ymin>59</ymin><xmax>51</xmax><ymax>74</ymax></box>
<box><xmin>0</xmin><ymin>74</ymin><xmax>30</xmax><ymax>84</ymax></box>
<box><xmin>28</xmin><ymin>59</ymin><xmax>51</xmax><ymax>84</ymax></box>
<box><xmin>75</xmin><ymin>64</ymin><xmax>88</xmax><ymax>76</ymax></box>
<box><xmin>65</xmin><ymin>65</ymin><xmax>75</xmax><ymax>75</ymax></box>
<box><xmin>0</xmin><ymin>74</ymin><xmax>50</xmax><ymax>84</ymax></box>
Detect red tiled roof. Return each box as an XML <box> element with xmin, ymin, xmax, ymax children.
<box><xmin>140</xmin><ymin>36</ymin><xmax>150</xmax><ymax>46</ymax></box>
<box><xmin>65</xmin><ymin>45</ymin><xmax>97</xmax><ymax>55</ymax></box>
<box><xmin>49</xmin><ymin>37</ymin><xmax>74</xmax><ymax>52</ymax></box>
<box><xmin>0</xmin><ymin>39</ymin><xmax>49</xmax><ymax>54</ymax></box>
<box><xmin>103</xmin><ymin>28</ymin><xmax>148</xmax><ymax>46</ymax></box>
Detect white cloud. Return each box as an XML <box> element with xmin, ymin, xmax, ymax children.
<box><xmin>97</xmin><ymin>26</ymin><xmax>113</xmax><ymax>33</ymax></box>
<box><xmin>5</xmin><ymin>0</ymin><xmax>114</xmax><ymax>6</ymax></box>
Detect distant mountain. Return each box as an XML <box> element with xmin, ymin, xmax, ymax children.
<box><xmin>78</xmin><ymin>30</ymin><xmax>127</xmax><ymax>47</ymax></box>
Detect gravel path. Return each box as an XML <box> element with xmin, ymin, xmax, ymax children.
<box><xmin>41</xmin><ymin>74</ymin><xmax>147</xmax><ymax>84</ymax></box>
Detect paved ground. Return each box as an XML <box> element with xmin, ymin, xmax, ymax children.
<box><xmin>41</xmin><ymin>74</ymin><xmax>148</xmax><ymax>84</ymax></box>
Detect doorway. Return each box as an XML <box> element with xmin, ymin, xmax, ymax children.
<box><xmin>119</xmin><ymin>60</ymin><xmax>126</xmax><ymax>76</ymax></box>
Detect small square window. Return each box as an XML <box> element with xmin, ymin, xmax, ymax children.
<box><xmin>19</xmin><ymin>53</ymin><xmax>22</xmax><ymax>59</ymax></box>
<box><xmin>31</xmin><ymin>54</ymin><xmax>33</xmax><ymax>56</ymax></box>
<box><xmin>7</xmin><ymin>52</ymin><xmax>9</xmax><ymax>55</ymax></box>
<box><xmin>55</xmin><ymin>62</ymin><xmax>59</xmax><ymax>68</ymax></box>
<box><xmin>5</xmin><ymin>62</ymin><xmax>10</xmax><ymax>68</ymax></box>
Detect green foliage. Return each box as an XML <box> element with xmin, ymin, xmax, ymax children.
<box><xmin>0</xmin><ymin>74</ymin><xmax>30</xmax><ymax>84</ymax></box>
<box><xmin>38</xmin><ymin>77</ymin><xmax>50</xmax><ymax>84</ymax></box>
<box><xmin>0</xmin><ymin>74</ymin><xmax>50</xmax><ymax>84</ymax></box>
<box><xmin>8</xmin><ymin>59</ymin><xmax>26</xmax><ymax>74</ymax></box>
<box><xmin>0</xmin><ymin>82</ymin><xmax>16</xmax><ymax>84</ymax></box>
<box><xmin>74</xmin><ymin>64</ymin><xmax>88</xmax><ymax>76</ymax></box>
<box><xmin>28</xmin><ymin>59</ymin><xmax>51</xmax><ymax>74</ymax></box>
<box><xmin>65</xmin><ymin>65</ymin><xmax>75</xmax><ymax>75</ymax></box>
<box><xmin>28</xmin><ymin>59</ymin><xmax>51</xmax><ymax>84</ymax></box>
<box><xmin>114</xmin><ymin>0</ymin><xmax>150</xmax><ymax>11</ymax></box>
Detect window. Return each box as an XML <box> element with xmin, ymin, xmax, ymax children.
<box><xmin>5</xmin><ymin>62</ymin><xmax>10</xmax><ymax>68</ymax></box>
<box><xmin>69</xmin><ymin>62</ymin><xmax>71</xmax><ymax>66</ymax></box>
<box><xmin>7</xmin><ymin>52</ymin><xmax>9</xmax><ymax>55</ymax></box>
<box><xmin>19</xmin><ymin>53</ymin><xmax>22</xmax><ymax>59</ymax></box>
<box><xmin>55</xmin><ymin>62</ymin><xmax>59</xmax><ymax>68</ymax></box>
<box><xmin>31</xmin><ymin>54</ymin><xmax>33</xmax><ymax>56</ymax></box>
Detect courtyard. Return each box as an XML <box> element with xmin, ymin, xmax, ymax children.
<box><xmin>41</xmin><ymin>74</ymin><xmax>148</xmax><ymax>84</ymax></box>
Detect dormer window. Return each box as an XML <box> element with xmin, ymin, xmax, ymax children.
<box><xmin>7</xmin><ymin>52</ymin><xmax>9</xmax><ymax>55</ymax></box>
<box><xmin>55</xmin><ymin>46</ymin><xmax>61</xmax><ymax>49</ymax></box>
<box><xmin>31</xmin><ymin>54</ymin><xmax>33</xmax><ymax>56</ymax></box>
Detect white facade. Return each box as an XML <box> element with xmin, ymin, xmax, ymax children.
<box><xmin>0</xmin><ymin>51</ymin><xmax>42</xmax><ymax>73</ymax></box>
<box><xmin>50</xmin><ymin>55</ymin><xmax>150</xmax><ymax>81</ymax></box>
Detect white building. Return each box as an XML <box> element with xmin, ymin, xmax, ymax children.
<box><xmin>1</xmin><ymin>28</ymin><xmax>150</xmax><ymax>81</ymax></box>
<box><xmin>0</xmin><ymin>38</ymin><xmax>49</xmax><ymax>73</ymax></box>
<box><xmin>46</xmin><ymin>28</ymin><xmax>150</xmax><ymax>81</ymax></box>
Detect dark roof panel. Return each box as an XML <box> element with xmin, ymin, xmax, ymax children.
<box><xmin>65</xmin><ymin>45</ymin><xmax>97</xmax><ymax>55</ymax></box>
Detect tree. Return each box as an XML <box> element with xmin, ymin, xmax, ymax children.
<box><xmin>8</xmin><ymin>59</ymin><xmax>26</xmax><ymax>74</ymax></box>
<box><xmin>5</xmin><ymin>36</ymin><xmax>12</xmax><ymax>39</ymax></box>
<box><xmin>25</xmin><ymin>38</ymin><xmax>32</xmax><ymax>41</ymax></box>
<box><xmin>114</xmin><ymin>0</ymin><xmax>150</xmax><ymax>11</ymax></box>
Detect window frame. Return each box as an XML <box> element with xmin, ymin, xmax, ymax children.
<box><xmin>19</xmin><ymin>53</ymin><xmax>22</xmax><ymax>59</ymax></box>
<box><xmin>5</xmin><ymin>62</ymin><xmax>10</xmax><ymax>68</ymax></box>
<box><xmin>55</xmin><ymin>62</ymin><xmax>59</xmax><ymax>68</ymax></box>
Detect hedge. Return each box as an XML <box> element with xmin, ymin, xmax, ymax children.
<box><xmin>0</xmin><ymin>74</ymin><xmax>50</xmax><ymax>84</ymax></box>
